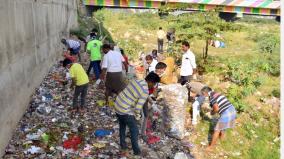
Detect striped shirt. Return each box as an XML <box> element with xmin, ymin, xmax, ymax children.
<box><xmin>66</xmin><ymin>39</ymin><xmax>81</xmax><ymax>49</ymax></box>
<box><xmin>209</xmin><ymin>91</ymin><xmax>232</xmax><ymax>114</ymax></box>
<box><xmin>115</xmin><ymin>79</ymin><xmax>149</xmax><ymax>116</ymax></box>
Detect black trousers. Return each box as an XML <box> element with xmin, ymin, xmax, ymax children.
<box><xmin>157</xmin><ymin>39</ymin><xmax>164</xmax><ymax>53</ymax></box>
<box><xmin>73</xmin><ymin>83</ymin><xmax>88</xmax><ymax>108</ymax></box>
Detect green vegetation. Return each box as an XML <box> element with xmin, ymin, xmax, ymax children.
<box><xmin>70</xmin><ymin>10</ymin><xmax>114</xmax><ymax>43</ymax></box>
<box><xmin>83</xmin><ymin>9</ymin><xmax>279</xmax><ymax>159</ymax></box>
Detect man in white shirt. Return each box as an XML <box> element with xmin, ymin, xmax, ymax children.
<box><xmin>180</xmin><ymin>41</ymin><xmax>197</xmax><ymax>85</ymax></box>
<box><xmin>100</xmin><ymin>44</ymin><xmax>128</xmax><ymax>105</ymax></box>
<box><xmin>157</xmin><ymin>27</ymin><xmax>166</xmax><ymax>53</ymax></box>
<box><xmin>145</xmin><ymin>55</ymin><xmax>158</xmax><ymax>75</ymax></box>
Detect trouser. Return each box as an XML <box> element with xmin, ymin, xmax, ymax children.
<box><xmin>87</xmin><ymin>60</ymin><xmax>101</xmax><ymax>79</ymax></box>
<box><xmin>192</xmin><ymin>95</ymin><xmax>205</xmax><ymax>125</ymax></box>
<box><xmin>73</xmin><ymin>83</ymin><xmax>88</xmax><ymax>108</ymax></box>
<box><xmin>180</xmin><ymin>75</ymin><xmax>191</xmax><ymax>85</ymax></box>
<box><xmin>157</xmin><ymin>39</ymin><xmax>163</xmax><ymax>53</ymax></box>
<box><xmin>116</xmin><ymin>113</ymin><xmax>141</xmax><ymax>155</ymax></box>
<box><xmin>141</xmin><ymin>101</ymin><xmax>149</xmax><ymax>136</ymax></box>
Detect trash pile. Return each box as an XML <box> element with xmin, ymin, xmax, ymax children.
<box><xmin>3</xmin><ymin>61</ymin><xmax>193</xmax><ymax>159</ymax></box>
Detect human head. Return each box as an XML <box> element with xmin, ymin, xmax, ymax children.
<box><xmin>181</xmin><ymin>41</ymin><xmax>190</xmax><ymax>53</ymax></box>
<box><xmin>145</xmin><ymin>55</ymin><xmax>153</xmax><ymax>65</ymax></box>
<box><xmin>201</xmin><ymin>86</ymin><xmax>212</xmax><ymax>97</ymax></box>
<box><xmin>145</xmin><ymin>72</ymin><xmax>160</xmax><ymax>89</ymax></box>
<box><xmin>152</xmin><ymin>49</ymin><xmax>158</xmax><ymax>58</ymax></box>
<box><xmin>62</xmin><ymin>58</ymin><xmax>73</xmax><ymax>69</ymax></box>
<box><xmin>90</xmin><ymin>32</ymin><xmax>96</xmax><ymax>39</ymax></box>
<box><xmin>61</xmin><ymin>38</ymin><xmax>67</xmax><ymax>45</ymax></box>
<box><xmin>159</xmin><ymin>27</ymin><xmax>162</xmax><ymax>30</ymax></box>
<box><xmin>102</xmin><ymin>44</ymin><xmax>111</xmax><ymax>54</ymax></box>
<box><xmin>155</xmin><ymin>62</ymin><xmax>167</xmax><ymax>77</ymax></box>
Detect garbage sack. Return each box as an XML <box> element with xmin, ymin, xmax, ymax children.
<box><xmin>94</xmin><ymin>129</ymin><xmax>113</xmax><ymax>137</ymax></box>
<box><xmin>158</xmin><ymin>84</ymin><xmax>188</xmax><ymax>139</ymax></box>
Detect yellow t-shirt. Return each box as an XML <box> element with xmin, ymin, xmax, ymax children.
<box><xmin>69</xmin><ymin>63</ymin><xmax>89</xmax><ymax>86</ymax></box>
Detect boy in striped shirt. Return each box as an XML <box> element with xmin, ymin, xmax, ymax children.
<box><xmin>115</xmin><ymin>72</ymin><xmax>160</xmax><ymax>156</ymax></box>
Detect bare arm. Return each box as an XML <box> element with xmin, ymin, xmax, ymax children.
<box><xmin>211</xmin><ymin>103</ymin><xmax>219</xmax><ymax>115</ymax></box>
<box><xmin>70</xmin><ymin>78</ymin><xmax>76</xmax><ymax>88</ymax></box>
<box><xmin>100</xmin><ymin>68</ymin><xmax>107</xmax><ymax>80</ymax></box>
<box><xmin>123</xmin><ymin>61</ymin><xmax>128</xmax><ymax>73</ymax></box>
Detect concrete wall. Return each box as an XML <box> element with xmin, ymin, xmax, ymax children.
<box><xmin>0</xmin><ymin>0</ymin><xmax>77</xmax><ymax>156</ymax></box>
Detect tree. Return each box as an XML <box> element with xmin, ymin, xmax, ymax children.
<box><xmin>161</xmin><ymin>5</ymin><xmax>241</xmax><ymax>60</ymax></box>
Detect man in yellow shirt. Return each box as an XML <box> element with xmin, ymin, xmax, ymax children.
<box><xmin>157</xmin><ymin>27</ymin><xmax>166</xmax><ymax>53</ymax></box>
<box><xmin>63</xmin><ymin>58</ymin><xmax>89</xmax><ymax>113</ymax></box>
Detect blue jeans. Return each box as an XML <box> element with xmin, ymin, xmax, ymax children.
<box><xmin>87</xmin><ymin>60</ymin><xmax>101</xmax><ymax>79</ymax></box>
<box><xmin>116</xmin><ymin>113</ymin><xmax>141</xmax><ymax>155</ymax></box>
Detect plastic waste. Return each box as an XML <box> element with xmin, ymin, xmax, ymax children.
<box><xmin>24</xmin><ymin>146</ymin><xmax>43</xmax><ymax>154</ymax></box>
<box><xmin>94</xmin><ymin>129</ymin><xmax>113</xmax><ymax>137</ymax></box>
<box><xmin>95</xmin><ymin>79</ymin><xmax>102</xmax><ymax>85</ymax></box>
<box><xmin>63</xmin><ymin>135</ymin><xmax>82</xmax><ymax>150</ymax></box>
<box><xmin>41</xmin><ymin>133</ymin><xmax>49</xmax><ymax>144</ymax></box>
<box><xmin>36</xmin><ymin>103</ymin><xmax>52</xmax><ymax>115</ymax></box>
<box><xmin>174</xmin><ymin>152</ymin><xmax>190</xmax><ymax>159</ymax></box>
<box><xmin>147</xmin><ymin>135</ymin><xmax>160</xmax><ymax>145</ymax></box>
<box><xmin>93</xmin><ymin>142</ymin><xmax>106</xmax><ymax>149</ymax></box>
<box><xmin>97</xmin><ymin>100</ymin><xmax>105</xmax><ymax>107</ymax></box>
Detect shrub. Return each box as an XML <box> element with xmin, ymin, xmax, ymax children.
<box><xmin>227</xmin><ymin>85</ymin><xmax>246</xmax><ymax>112</ymax></box>
<box><xmin>271</xmin><ymin>89</ymin><xmax>280</xmax><ymax>98</ymax></box>
<box><xmin>257</xmin><ymin>33</ymin><xmax>280</xmax><ymax>54</ymax></box>
<box><xmin>253</xmin><ymin>57</ymin><xmax>280</xmax><ymax>76</ymax></box>
<box><xmin>134</xmin><ymin>12</ymin><xmax>165</xmax><ymax>30</ymax></box>
<box><xmin>117</xmin><ymin>40</ymin><xmax>144</xmax><ymax>60</ymax></box>
<box><xmin>70</xmin><ymin>28</ymin><xmax>88</xmax><ymax>39</ymax></box>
